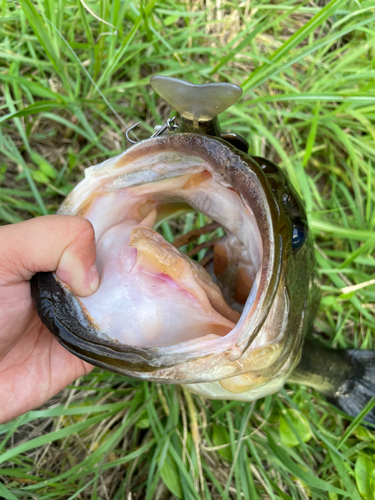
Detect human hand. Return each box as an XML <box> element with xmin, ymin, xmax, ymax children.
<box><xmin>0</xmin><ymin>215</ymin><xmax>99</xmax><ymax>424</ymax></box>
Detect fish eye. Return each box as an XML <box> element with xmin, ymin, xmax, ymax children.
<box><xmin>292</xmin><ymin>218</ymin><xmax>307</xmax><ymax>252</ymax></box>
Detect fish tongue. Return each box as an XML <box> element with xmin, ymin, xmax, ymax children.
<box><xmin>129</xmin><ymin>223</ymin><xmax>239</xmax><ymax>324</ymax></box>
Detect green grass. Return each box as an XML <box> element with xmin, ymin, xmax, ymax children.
<box><xmin>1</xmin><ymin>0</ymin><xmax>375</xmax><ymax>498</ymax></box>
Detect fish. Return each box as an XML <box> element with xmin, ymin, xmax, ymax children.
<box><xmin>31</xmin><ymin>76</ymin><xmax>375</xmax><ymax>423</ymax></box>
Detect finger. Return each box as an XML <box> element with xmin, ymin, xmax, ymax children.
<box><xmin>0</xmin><ymin>328</ymin><xmax>94</xmax><ymax>424</ymax></box>
<box><xmin>0</xmin><ymin>215</ymin><xmax>99</xmax><ymax>296</ymax></box>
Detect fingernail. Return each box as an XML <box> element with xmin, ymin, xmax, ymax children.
<box><xmin>89</xmin><ymin>264</ymin><xmax>99</xmax><ymax>293</ymax></box>
<box><xmin>57</xmin><ymin>253</ymin><xmax>98</xmax><ymax>297</ymax></box>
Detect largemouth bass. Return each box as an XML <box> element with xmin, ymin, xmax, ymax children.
<box><xmin>31</xmin><ymin>76</ymin><xmax>375</xmax><ymax>423</ymax></box>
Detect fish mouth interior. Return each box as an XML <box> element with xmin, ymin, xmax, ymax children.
<box><xmin>70</xmin><ymin>150</ymin><xmax>264</xmax><ymax>348</ymax></box>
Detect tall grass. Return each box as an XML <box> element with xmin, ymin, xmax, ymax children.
<box><xmin>1</xmin><ymin>0</ymin><xmax>375</xmax><ymax>498</ymax></box>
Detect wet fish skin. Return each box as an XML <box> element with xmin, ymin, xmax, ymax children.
<box><xmin>30</xmin><ymin>73</ymin><xmax>375</xmax><ymax>422</ymax></box>
<box><xmin>31</xmin><ymin>132</ymin><xmax>317</xmax><ymax>401</ymax></box>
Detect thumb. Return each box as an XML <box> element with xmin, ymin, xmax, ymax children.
<box><xmin>0</xmin><ymin>215</ymin><xmax>99</xmax><ymax>297</ymax></box>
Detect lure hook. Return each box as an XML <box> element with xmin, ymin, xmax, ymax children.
<box><xmin>126</xmin><ymin>117</ymin><xmax>178</xmax><ymax>144</ymax></box>
<box><xmin>125</xmin><ymin>122</ymin><xmax>141</xmax><ymax>144</ymax></box>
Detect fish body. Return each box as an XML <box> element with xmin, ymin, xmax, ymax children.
<box><xmin>31</xmin><ymin>77</ymin><xmax>375</xmax><ymax>422</ymax></box>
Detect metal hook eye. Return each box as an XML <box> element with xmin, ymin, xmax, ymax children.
<box><xmin>150</xmin><ymin>116</ymin><xmax>178</xmax><ymax>138</ymax></box>
<box><xmin>126</xmin><ymin>117</ymin><xmax>178</xmax><ymax>145</ymax></box>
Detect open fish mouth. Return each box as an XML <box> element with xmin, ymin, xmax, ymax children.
<box><xmin>32</xmin><ymin>77</ymin><xmax>316</xmax><ymax>401</ymax></box>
